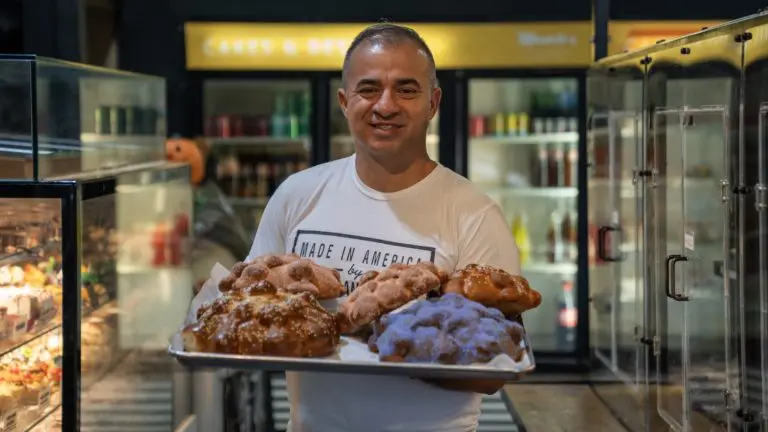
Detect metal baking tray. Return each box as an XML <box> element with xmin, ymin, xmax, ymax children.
<box><xmin>167</xmin><ymin>331</ymin><xmax>536</xmax><ymax>381</ymax></box>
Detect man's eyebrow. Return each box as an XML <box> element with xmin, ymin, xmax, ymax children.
<box><xmin>354</xmin><ymin>78</ymin><xmax>381</xmax><ymax>87</ymax></box>
<box><xmin>394</xmin><ymin>78</ymin><xmax>421</xmax><ymax>88</ymax></box>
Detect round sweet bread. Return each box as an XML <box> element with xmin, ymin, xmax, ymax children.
<box><xmin>441</xmin><ymin>264</ymin><xmax>542</xmax><ymax>316</ymax></box>
<box><xmin>219</xmin><ymin>254</ymin><xmax>345</xmax><ymax>300</ymax></box>
<box><xmin>337</xmin><ymin>262</ymin><xmax>449</xmax><ymax>334</ymax></box>
<box><xmin>183</xmin><ymin>280</ymin><xmax>340</xmax><ymax>357</ymax></box>
<box><xmin>368</xmin><ymin>293</ymin><xmax>526</xmax><ymax>365</ymax></box>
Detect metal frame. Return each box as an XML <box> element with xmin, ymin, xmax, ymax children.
<box><xmin>0</xmin><ymin>180</ymin><xmax>81</xmax><ymax>431</ymax></box>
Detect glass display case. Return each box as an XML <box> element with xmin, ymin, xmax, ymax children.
<box><xmin>203</xmin><ymin>79</ymin><xmax>312</xmax><ymax>237</ymax></box>
<box><xmin>467</xmin><ymin>77</ymin><xmax>580</xmax><ymax>352</ymax></box>
<box><xmin>0</xmin><ymin>55</ymin><xmax>196</xmax><ymax>431</ymax></box>
<box><xmin>587</xmin><ymin>11</ymin><xmax>768</xmax><ymax>432</ymax></box>
<box><xmin>0</xmin><ymin>55</ymin><xmax>166</xmax><ymax>180</ymax></box>
<box><xmin>328</xmin><ymin>77</ymin><xmax>440</xmax><ymax>161</ymax></box>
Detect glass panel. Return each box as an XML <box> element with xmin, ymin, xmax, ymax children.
<box><xmin>0</xmin><ymin>58</ymin><xmax>35</xmax><ymax>179</ymax></box>
<box><xmin>0</xmin><ymin>197</ymin><xmax>64</xmax><ymax>430</ymax></box>
<box><xmin>761</xmin><ymin>102</ymin><xmax>768</xmax><ymax>432</ymax></box>
<box><xmin>760</xmin><ymin>104</ymin><xmax>768</xmax><ymax>430</ymax></box>
<box><xmin>744</xmin><ymin>21</ymin><xmax>768</xmax><ymax>428</ymax></box>
<box><xmin>0</xmin><ymin>57</ymin><xmax>166</xmax><ymax>180</ymax></box>
<box><xmin>329</xmin><ymin>78</ymin><xmax>439</xmax><ymax>161</ymax></box>
<box><xmin>80</xmin><ymin>165</ymin><xmax>194</xmax><ymax>430</ymax></box>
<box><xmin>588</xmin><ymin>109</ymin><xmax>620</xmax><ymax>371</ymax></box>
<box><xmin>653</xmin><ymin>107</ymin><xmax>687</xmax><ymax>430</ymax></box>
<box><xmin>204</xmin><ymin>79</ymin><xmax>311</xmax><ymax>238</ymax></box>
<box><xmin>680</xmin><ymin>107</ymin><xmax>730</xmax><ymax>427</ymax></box>
<box><xmin>37</xmin><ymin>58</ymin><xmax>167</xmax><ymax>177</ymax></box>
<box><xmin>468</xmin><ymin>77</ymin><xmax>579</xmax><ymax>352</ymax></box>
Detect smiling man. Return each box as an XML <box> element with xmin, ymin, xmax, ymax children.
<box><xmin>247</xmin><ymin>22</ymin><xmax>522</xmax><ymax>432</ymax></box>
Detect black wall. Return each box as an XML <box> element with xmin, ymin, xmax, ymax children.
<box><xmin>182</xmin><ymin>0</ymin><xmax>591</xmax><ymax>22</ymax></box>
<box><xmin>0</xmin><ymin>0</ymin><xmax>22</xmax><ymax>53</ymax></box>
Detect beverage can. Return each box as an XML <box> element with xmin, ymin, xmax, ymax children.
<box><xmin>533</xmin><ymin>118</ymin><xmax>545</xmax><ymax>135</ymax></box>
<box><xmin>494</xmin><ymin>113</ymin><xmax>506</xmax><ymax>136</ymax></box>
<box><xmin>469</xmin><ymin>116</ymin><xmax>486</xmax><ymax>137</ymax></box>
<box><xmin>518</xmin><ymin>113</ymin><xmax>529</xmax><ymax>135</ymax></box>
<box><xmin>506</xmin><ymin>113</ymin><xmax>518</xmax><ymax>136</ymax></box>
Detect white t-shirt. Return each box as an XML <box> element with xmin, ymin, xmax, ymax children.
<box><xmin>247</xmin><ymin>155</ymin><xmax>521</xmax><ymax>432</ymax></box>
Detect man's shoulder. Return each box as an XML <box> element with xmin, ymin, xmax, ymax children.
<box><xmin>276</xmin><ymin>157</ymin><xmax>349</xmax><ymax>197</ymax></box>
<box><xmin>432</xmin><ymin>166</ymin><xmax>498</xmax><ymax>213</ymax></box>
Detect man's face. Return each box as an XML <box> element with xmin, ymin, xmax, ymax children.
<box><xmin>338</xmin><ymin>41</ymin><xmax>441</xmax><ymax>158</ymax></box>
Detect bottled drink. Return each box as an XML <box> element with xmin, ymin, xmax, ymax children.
<box><xmin>255</xmin><ymin>163</ymin><xmax>269</xmax><ymax>198</ymax></box>
<box><xmin>299</xmin><ymin>91</ymin><xmax>311</xmax><ymax>137</ymax></box>
<box><xmin>271</xmin><ymin>94</ymin><xmax>287</xmax><ymax>137</ymax></box>
<box><xmin>546</xmin><ymin>210</ymin><xmax>564</xmax><ymax>263</ymax></box>
<box><xmin>287</xmin><ymin>92</ymin><xmax>300</xmax><ymax>139</ymax></box>
<box><xmin>511</xmin><ymin>213</ymin><xmax>531</xmax><ymax>265</ymax></box>
<box><xmin>533</xmin><ymin>143</ymin><xmax>548</xmax><ymax>187</ymax></box>
<box><xmin>547</xmin><ymin>143</ymin><xmax>564</xmax><ymax>187</ymax></box>
<box><xmin>564</xmin><ymin>142</ymin><xmax>578</xmax><ymax>187</ymax></box>
<box><xmin>561</xmin><ymin>202</ymin><xmax>578</xmax><ymax>262</ymax></box>
<box><xmin>555</xmin><ymin>279</ymin><xmax>577</xmax><ymax>349</ymax></box>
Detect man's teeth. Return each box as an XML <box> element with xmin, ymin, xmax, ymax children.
<box><xmin>376</xmin><ymin>125</ymin><xmax>393</xmax><ymax>130</ymax></box>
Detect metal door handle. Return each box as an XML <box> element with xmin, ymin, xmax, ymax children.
<box><xmin>665</xmin><ymin>254</ymin><xmax>689</xmax><ymax>301</ymax></box>
<box><xmin>597</xmin><ymin>225</ymin><xmax>624</xmax><ymax>262</ymax></box>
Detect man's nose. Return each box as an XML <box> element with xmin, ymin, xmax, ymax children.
<box><xmin>373</xmin><ymin>89</ymin><xmax>399</xmax><ymax>117</ymax></box>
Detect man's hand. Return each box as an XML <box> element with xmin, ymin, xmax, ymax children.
<box><xmin>420</xmin><ymin>378</ymin><xmax>509</xmax><ymax>395</ymax></box>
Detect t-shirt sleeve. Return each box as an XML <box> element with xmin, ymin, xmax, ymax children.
<box><xmin>246</xmin><ymin>185</ymin><xmax>290</xmax><ymax>260</ymax></box>
<box><xmin>456</xmin><ymin>203</ymin><xmax>521</xmax><ymax>275</ymax></box>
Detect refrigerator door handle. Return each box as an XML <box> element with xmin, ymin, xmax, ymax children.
<box><xmin>665</xmin><ymin>254</ymin><xmax>689</xmax><ymax>301</ymax></box>
<box><xmin>597</xmin><ymin>225</ymin><xmax>624</xmax><ymax>262</ymax></box>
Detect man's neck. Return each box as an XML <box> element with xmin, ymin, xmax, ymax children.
<box><xmin>354</xmin><ymin>150</ymin><xmax>437</xmax><ymax>193</ymax></box>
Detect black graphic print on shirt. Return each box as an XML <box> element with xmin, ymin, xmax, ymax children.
<box><xmin>291</xmin><ymin>230</ymin><xmax>436</xmax><ymax>295</ymax></box>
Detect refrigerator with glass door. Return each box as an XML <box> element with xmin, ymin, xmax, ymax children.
<box><xmin>460</xmin><ymin>72</ymin><xmax>588</xmax><ymax>360</ymax></box>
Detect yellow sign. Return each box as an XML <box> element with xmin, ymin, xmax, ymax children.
<box><xmin>185</xmin><ymin>22</ymin><xmax>592</xmax><ymax>70</ymax></box>
<box><xmin>608</xmin><ymin>20</ymin><xmax>721</xmax><ymax>56</ymax></box>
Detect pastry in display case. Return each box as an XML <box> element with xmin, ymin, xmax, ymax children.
<box><xmin>0</xmin><ymin>55</ymin><xmax>196</xmax><ymax>432</ymax></box>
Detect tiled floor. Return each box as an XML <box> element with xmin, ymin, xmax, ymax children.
<box><xmin>505</xmin><ymin>384</ymin><xmax>628</xmax><ymax>431</ymax></box>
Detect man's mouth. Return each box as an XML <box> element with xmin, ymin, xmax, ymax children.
<box><xmin>371</xmin><ymin>123</ymin><xmax>403</xmax><ymax>130</ymax></box>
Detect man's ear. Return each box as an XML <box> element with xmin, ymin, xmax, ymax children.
<box><xmin>429</xmin><ymin>87</ymin><xmax>442</xmax><ymax>119</ymax></box>
<box><xmin>337</xmin><ymin>88</ymin><xmax>349</xmax><ymax>119</ymax></box>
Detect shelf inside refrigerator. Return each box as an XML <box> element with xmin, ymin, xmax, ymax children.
<box><xmin>470</xmin><ymin>132</ymin><xmax>578</xmax><ymax>146</ymax></box>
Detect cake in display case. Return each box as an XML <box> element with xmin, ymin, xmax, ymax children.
<box><xmin>0</xmin><ymin>55</ymin><xmax>195</xmax><ymax>431</ymax></box>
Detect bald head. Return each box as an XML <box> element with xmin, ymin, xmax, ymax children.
<box><xmin>342</xmin><ymin>23</ymin><xmax>437</xmax><ymax>89</ymax></box>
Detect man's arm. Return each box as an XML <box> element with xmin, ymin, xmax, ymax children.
<box><xmin>427</xmin><ymin>203</ymin><xmax>522</xmax><ymax>395</ymax></box>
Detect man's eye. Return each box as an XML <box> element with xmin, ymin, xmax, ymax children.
<box><xmin>358</xmin><ymin>88</ymin><xmax>378</xmax><ymax>94</ymax></box>
<box><xmin>399</xmin><ymin>88</ymin><xmax>418</xmax><ymax>94</ymax></box>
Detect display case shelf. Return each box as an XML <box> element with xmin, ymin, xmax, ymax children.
<box><xmin>483</xmin><ymin>186</ymin><xmax>578</xmax><ymax>199</ymax></box>
<box><xmin>469</xmin><ymin>132</ymin><xmax>578</xmax><ymax>146</ymax></box>
<box><xmin>207</xmin><ymin>136</ymin><xmax>310</xmax><ymax>147</ymax></box>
